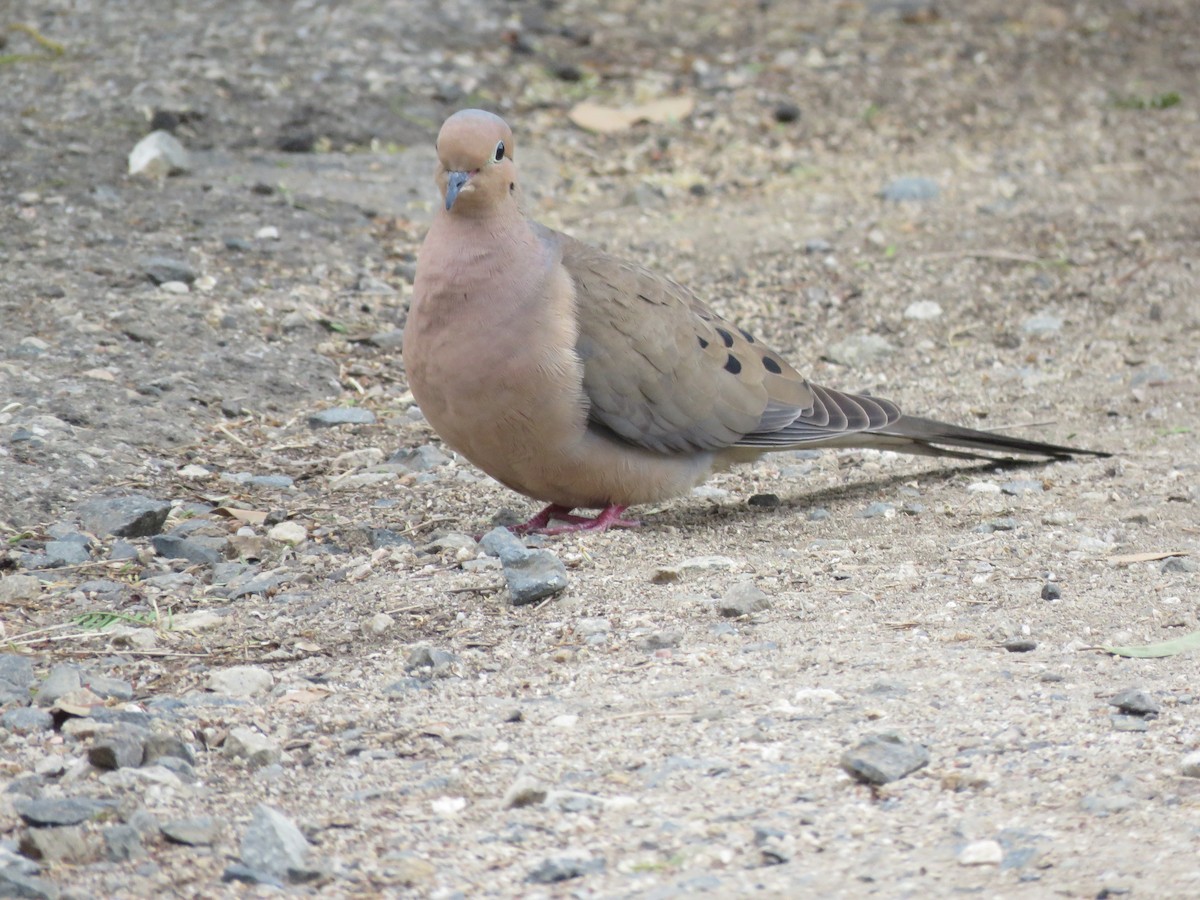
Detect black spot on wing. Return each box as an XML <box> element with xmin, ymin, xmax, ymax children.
<box><xmin>698</xmin><ymin>336</ymin><xmax>709</xmax><ymax>349</ymax></box>
<box><xmin>762</xmin><ymin>356</ymin><xmax>782</xmax><ymax>374</ymax></box>
<box><xmin>724</xmin><ymin>354</ymin><xmax>742</xmax><ymax>375</ymax></box>
<box><xmin>716</xmin><ymin>328</ymin><xmax>734</xmax><ymax>348</ymax></box>
<box><xmin>739</xmin><ymin>327</ymin><xmax>755</xmax><ymax>343</ymax></box>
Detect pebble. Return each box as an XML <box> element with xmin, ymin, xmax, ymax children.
<box><xmin>151</xmin><ymin>534</ymin><xmax>221</xmax><ymax>566</ymax></box>
<box><xmin>772</xmin><ymin>102</ymin><xmax>801</xmax><ymax>123</ymax></box>
<box><xmin>128</xmin><ymin>130</ymin><xmax>190</xmax><ymax>177</ymax></box>
<box><xmin>0</xmin><ymin>574</ymin><xmax>43</xmax><ymax>603</ymax></box>
<box><xmin>88</xmin><ymin>728</ymin><xmax>148</xmax><ymax>770</ymax></box>
<box><xmin>0</xmin><ymin>655</ymin><xmax>36</xmax><ymax>703</ymax></box>
<box><xmin>651</xmin><ymin>555</ymin><xmax>737</xmax><ymax>583</ymax></box>
<box><xmin>0</xmin><ymin>868</ymin><xmax>58</xmax><ymax>900</ymax></box>
<box><xmin>389</xmin><ymin>444</ymin><xmax>452</xmax><ymax>471</ymax></box>
<box><xmin>102</xmin><ymin>824</ymin><xmax>146</xmax><ymax>862</ymax></box>
<box><xmin>1</xmin><ymin>707</ymin><xmax>54</xmax><ymax>734</ymax></box>
<box><xmin>255</xmin><ymin>225</ymin><xmax>280</xmax><ymax>241</ymax></box>
<box><xmin>747</xmin><ymin>492</ymin><xmax>781</xmax><ymax>509</ymax></box>
<box><xmin>1109</xmin><ymin>688</ymin><xmax>1159</xmax><ymax>716</ymax></box>
<box><xmin>223</xmin><ymin>472</ymin><xmax>294</xmax><ymax>489</ymax></box>
<box><xmin>15</xmin><ymin>797</ymin><xmax>108</xmax><ymax>827</ymax></box>
<box><xmin>958</xmin><ymin>839</ymin><xmax>1003</xmax><ymax>866</ymax></box>
<box><xmin>717</xmin><ymin>581</ymin><xmax>772</xmax><ymax>618</ymax></box>
<box><xmin>479</xmin><ymin>526</ymin><xmax>530</xmax><ymax>565</ymax></box>
<box><xmin>1181</xmin><ymin>751</ymin><xmax>1200</xmax><ymax>779</ymax></box>
<box><xmin>143</xmin><ymin>733</ymin><xmax>197</xmax><ymax>766</ymax></box>
<box><xmin>1129</xmin><ymin>363</ymin><xmax>1171</xmax><ymax>388</ymax></box>
<box><xmin>503</xmin><ymin>775</ymin><xmax>549</xmax><ymax>809</ymax></box>
<box><xmin>206</xmin><ymin>665</ymin><xmax>275</xmax><ymax>697</ymax></box>
<box><xmin>1003</xmin><ymin>639</ymin><xmax>1037</xmax><ymax>653</ymax></box>
<box><xmin>503</xmin><ymin>549</ymin><xmax>569</xmax><ymax>606</ymax></box>
<box><xmin>405</xmin><ymin>647</ymin><xmax>458</xmax><ymax>674</ymax></box>
<box><xmin>40</xmin><ymin>540</ymin><xmax>91</xmax><ymax>567</ymax></box>
<box><xmin>804</xmin><ymin>238</ymin><xmax>832</xmax><ymax>254</ymax></box>
<box><xmin>85</xmin><ymin>674</ymin><xmax>134</xmax><ymax>701</ymax></box>
<box><xmin>364</xmin><ymin>612</ymin><xmax>395</xmax><ymax>635</ymax></box>
<box><xmin>224</xmin><ymin>727</ymin><xmax>283</xmax><ymax>767</ymax></box>
<box><xmin>1022</xmin><ymin>314</ymin><xmax>1063</xmax><ymax>337</ymax></box>
<box><xmin>903</xmin><ymin>300</ymin><xmax>943</xmax><ymax>320</ymax></box>
<box><xmin>880</xmin><ymin>176</ymin><xmax>939</xmax><ymax>201</ymax></box>
<box><xmin>77</xmin><ymin>494</ymin><xmax>172</xmax><ymax>538</ymax></box>
<box><xmin>238</xmin><ymin>804</ymin><xmax>315</xmax><ymax>883</ymax></box>
<box><xmin>966</xmin><ymin>481</ymin><xmax>1001</xmax><ymax>494</ymax></box>
<box><xmin>1110</xmin><ymin>714</ymin><xmax>1149</xmax><ymax>733</ymax></box>
<box><xmin>307</xmin><ymin>407</ymin><xmax>376</xmax><ymax>428</ymax></box>
<box><xmin>526</xmin><ymin>852</ymin><xmax>606</xmax><ymax>884</ymax></box>
<box><xmin>808</xmin><ymin>507</ymin><xmax>831</xmax><ymax>521</ymax></box>
<box><xmin>1041</xmin><ymin>582</ymin><xmax>1062</xmax><ymax>601</ymax></box>
<box><xmin>141</xmin><ymin>256</ymin><xmax>196</xmax><ymax>286</ymax></box>
<box><xmin>857</xmin><ymin>501</ymin><xmax>895</xmax><ymax>519</ymax></box>
<box><xmin>161</xmin><ymin>816</ymin><xmax>220</xmax><ymax>846</ymax></box>
<box><xmin>826</xmin><ymin>334</ymin><xmax>894</xmax><ymax>367</ymax></box>
<box><xmin>267</xmin><ymin>521</ymin><xmax>307</xmax><ymax>545</ymax></box>
<box><xmin>18</xmin><ymin>827</ymin><xmax>93</xmax><ymax>864</ymax></box>
<box><xmin>1001</xmin><ymin>480</ymin><xmax>1043</xmax><ymax>496</ymax></box>
<box><xmin>840</xmin><ymin>733</ymin><xmax>930</xmax><ymax>785</ymax></box>
<box><xmin>635</xmin><ymin>630</ymin><xmax>683</xmax><ymax>652</ymax></box>
<box><xmin>35</xmin><ymin>664</ymin><xmax>82</xmax><ymax>707</ymax></box>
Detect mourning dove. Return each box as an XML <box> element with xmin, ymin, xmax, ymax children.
<box><xmin>403</xmin><ymin>109</ymin><xmax>1109</xmax><ymax>535</ymax></box>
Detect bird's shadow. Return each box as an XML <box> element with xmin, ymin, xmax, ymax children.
<box><xmin>651</xmin><ymin>457</ymin><xmax>1053</xmax><ymax>532</ymax></box>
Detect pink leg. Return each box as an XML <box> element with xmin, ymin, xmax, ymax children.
<box><xmin>510</xmin><ymin>503</ymin><xmax>642</xmax><ymax>536</ymax></box>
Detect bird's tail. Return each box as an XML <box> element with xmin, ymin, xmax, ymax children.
<box><xmin>864</xmin><ymin>415</ymin><xmax>1111</xmax><ymax>461</ymax></box>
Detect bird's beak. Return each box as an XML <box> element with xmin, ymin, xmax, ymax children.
<box><xmin>445</xmin><ymin>171</ymin><xmax>470</xmax><ymax>211</ymax></box>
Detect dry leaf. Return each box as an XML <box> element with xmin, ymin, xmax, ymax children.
<box><xmin>569</xmin><ymin>96</ymin><xmax>695</xmax><ymax>133</ymax></box>
<box><xmin>1106</xmin><ymin>550</ymin><xmax>1187</xmax><ymax>565</ymax></box>
<box><xmin>214</xmin><ymin>506</ymin><xmax>269</xmax><ymax>526</ymax></box>
<box><xmin>274</xmin><ymin>687</ymin><xmax>332</xmax><ymax>707</ymax></box>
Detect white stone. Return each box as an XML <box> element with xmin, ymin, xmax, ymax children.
<box><xmin>255</xmin><ymin>225</ymin><xmax>280</xmax><ymax>240</ymax></box>
<box><xmin>128</xmin><ymin>130</ymin><xmax>190</xmax><ymax>177</ymax></box>
<box><xmin>966</xmin><ymin>481</ymin><xmax>1001</xmax><ymax>494</ymax></box>
<box><xmin>159</xmin><ymin>280</ymin><xmax>190</xmax><ymax>294</ymax></box>
<box><xmin>1181</xmin><ymin>750</ymin><xmax>1200</xmax><ymax>779</ymax></box>
<box><xmin>958</xmin><ymin>839</ymin><xmax>1003</xmax><ymax>866</ymax></box>
<box><xmin>364</xmin><ymin>612</ymin><xmax>395</xmax><ymax>635</ymax></box>
<box><xmin>206</xmin><ymin>665</ymin><xmax>274</xmax><ymax>697</ymax></box>
<box><xmin>904</xmin><ymin>300</ymin><xmax>943</xmax><ymax>320</ymax></box>
<box><xmin>267</xmin><ymin>521</ymin><xmax>307</xmax><ymax>545</ymax></box>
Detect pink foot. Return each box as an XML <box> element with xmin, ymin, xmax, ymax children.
<box><xmin>510</xmin><ymin>503</ymin><xmax>642</xmax><ymax>536</ymax></box>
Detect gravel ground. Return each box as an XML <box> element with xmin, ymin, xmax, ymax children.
<box><xmin>2</xmin><ymin>0</ymin><xmax>1199</xmax><ymax>897</ymax></box>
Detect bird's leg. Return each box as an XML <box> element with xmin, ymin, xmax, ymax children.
<box><xmin>508</xmin><ymin>504</ymin><xmax>577</xmax><ymax>534</ymax></box>
<box><xmin>534</xmin><ymin>504</ymin><xmax>642</xmax><ymax>536</ymax></box>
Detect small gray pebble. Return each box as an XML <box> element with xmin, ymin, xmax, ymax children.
<box><xmin>1003</xmin><ymin>639</ymin><xmax>1037</xmax><ymax>653</ymax></box>
<box><xmin>526</xmin><ymin>854</ymin><xmax>606</xmax><ymax>884</ymax></box>
<box><xmin>307</xmin><ymin>407</ymin><xmax>376</xmax><ymax>428</ymax></box>
<box><xmin>1041</xmin><ymin>582</ymin><xmax>1062</xmax><ymax>601</ymax></box>
<box><xmin>840</xmin><ymin>733</ymin><xmax>930</xmax><ymax>785</ymax></box>
<box><xmin>1109</xmin><ymin>688</ymin><xmax>1160</xmax><ymax>717</ymax></box>
<box><xmin>880</xmin><ymin>176</ymin><xmax>939</xmax><ymax>202</ymax></box>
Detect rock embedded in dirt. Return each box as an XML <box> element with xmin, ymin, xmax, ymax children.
<box><xmin>128</xmin><ymin>131</ymin><xmax>190</xmax><ymax>178</ymax></box>
<box><xmin>958</xmin><ymin>839</ymin><xmax>1003</xmax><ymax>866</ymax></box>
<box><xmin>526</xmin><ymin>852</ymin><xmax>605</xmax><ymax>884</ymax></box>
<box><xmin>1109</xmin><ymin>689</ymin><xmax>1159</xmax><ymax>717</ymax></box>
<box><xmin>151</xmin><ymin>534</ymin><xmax>222</xmax><ymax>566</ymax></box>
<box><xmin>238</xmin><ymin>804</ymin><xmax>316</xmax><ymax>884</ymax></box>
<box><xmin>206</xmin><ymin>665</ymin><xmax>275</xmax><ymax>697</ymax></box>
<box><xmin>0</xmin><ymin>575</ymin><xmax>43</xmax><ymax>604</ymax></box>
<box><xmin>87</xmin><ymin>727</ymin><xmax>148</xmax><ymax>770</ymax></box>
<box><xmin>825</xmin><ymin>334</ymin><xmax>895</xmax><ymax>367</ymax></box>
<box><xmin>18</xmin><ymin>827</ymin><xmax>95</xmax><ymax>864</ymax></box>
<box><xmin>503</xmin><ymin>775</ymin><xmax>549</xmax><ymax>809</ymax></box>
<box><xmin>224</xmin><ymin>727</ymin><xmax>282</xmax><ymax>767</ymax></box>
<box><xmin>162</xmin><ymin>816</ymin><xmax>220</xmax><ymax>846</ymax></box>
<box><xmin>1041</xmin><ymin>582</ymin><xmax>1062</xmax><ymax>601</ymax></box>
<box><xmin>34</xmin><ymin>665</ymin><xmax>82</xmax><ymax>707</ymax></box>
<box><xmin>502</xmin><ymin>549</ymin><xmax>569</xmax><ymax>605</ymax></box>
<box><xmin>840</xmin><ymin>733</ymin><xmax>930</xmax><ymax>785</ymax></box>
<box><xmin>651</xmin><ymin>555</ymin><xmax>737</xmax><ymax>583</ymax></box>
<box><xmin>307</xmin><ymin>407</ymin><xmax>376</xmax><ymax>428</ymax></box>
<box><xmin>717</xmin><ymin>581</ymin><xmax>772</xmax><ymax>618</ymax></box>
<box><xmin>880</xmin><ymin>176</ymin><xmax>939</xmax><ymax>202</ymax></box>
<box><xmin>1002</xmin><ymin>639</ymin><xmax>1037</xmax><ymax>653</ymax></box>
<box><xmin>77</xmin><ymin>494</ymin><xmax>172</xmax><ymax>538</ymax></box>
<box><xmin>1181</xmin><ymin>751</ymin><xmax>1200</xmax><ymax>779</ymax></box>
<box><xmin>1</xmin><ymin>707</ymin><xmax>54</xmax><ymax>734</ymax></box>
<box><xmin>0</xmin><ymin>654</ymin><xmax>37</xmax><ymax>704</ymax></box>
<box><xmin>15</xmin><ymin>797</ymin><xmax>109</xmax><ymax>828</ymax></box>
<box><xmin>101</xmin><ymin>824</ymin><xmax>146</xmax><ymax>862</ymax></box>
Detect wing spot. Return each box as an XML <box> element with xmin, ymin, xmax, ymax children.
<box><xmin>716</xmin><ymin>328</ymin><xmax>735</xmax><ymax>348</ymax></box>
<box><xmin>697</xmin><ymin>336</ymin><xmax>709</xmax><ymax>349</ymax></box>
<box><xmin>724</xmin><ymin>354</ymin><xmax>742</xmax><ymax>375</ymax></box>
<box><xmin>739</xmin><ymin>328</ymin><xmax>756</xmax><ymax>343</ymax></box>
<box><xmin>762</xmin><ymin>356</ymin><xmax>783</xmax><ymax>374</ymax></box>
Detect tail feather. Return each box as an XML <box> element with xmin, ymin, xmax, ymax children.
<box><xmin>870</xmin><ymin>415</ymin><xmax>1111</xmax><ymax>461</ymax></box>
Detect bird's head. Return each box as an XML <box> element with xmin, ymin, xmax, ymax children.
<box><xmin>434</xmin><ymin>109</ymin><xmax>516</xmax><ymax>215</ymax></box>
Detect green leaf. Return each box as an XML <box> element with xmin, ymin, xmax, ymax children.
<box><xmin>1103</xmin><ymin>630</ymin><xmax>1200</xmax><ymax>658</ymax></box>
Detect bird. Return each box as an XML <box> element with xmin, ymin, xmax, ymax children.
<box><xmin>403</xmin><ymin>109</ymin><xmax>1109</xmax><ymax>535</ymax></box>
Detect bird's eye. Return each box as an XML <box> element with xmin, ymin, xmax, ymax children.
<box><xmin>494</xmin><ymin>141</ymin><xmax>505</xmax><ymax>162</ymax></box>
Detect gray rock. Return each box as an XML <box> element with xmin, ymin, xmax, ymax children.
<box><xmin>1109</xmin><ymin>688</ymin><xmax>1160</xmax><ymax>716</ymax></box>
<box><xmin>224</xmin><ymin>727</ymin><xmax>282</xmax><ymax>767</ymax></box>
<box><xmin>1</xmin><ymin>707</ymin><xmax>54</xmax><ymax>734</ymax></box>
<box><xmin>388</xmin><ymin>444</ymin><xmax>451</xmax><ymax>471</ymax></box>
<box><xmin>405</xmin><ymin>647</ymin><xmax>457</xmax><ymax>674</ymax></box>
<box><xmin>503</xmin><ymin>549</ymin><xmax>569</xmax><ymax>605</ymax></box>
<box><xmin>222</xmin><ymin>472</ymin><xmax>295</xmax><ymax>489</ymax></box>
<box><xmin>128</xmin><ymin>132</ymin><xmax>190</xmax><ymax>178</ymax></box>
<box><xmin>747</xmin><ymin>492</ymin><xmax>780</xmax><ymax>508</ymax></box>
<box><xmin>15</xmin><ymin>797</ymin><xmax>107</xmax><ymax>827</ymax></box>
<box><xmin>34</xmin><ymin>664</ymin><xmax>82</xmax><ymax>707</ymax></box>
<box><xmin>1110</xmin><ymin>714</ymin><xmax>1149</xmax><ymax>732</ymax></box>
<box><xmin>1021</xmin><ymin>314</ymin><xmax>1063</xmax><ymax>337</ymax></box>
<box><xmin>717</xmin><ymin>582</ymin><xmax>772</xmax><ymax>618</ymax></box>
<box><xmin>526</xmin><ymin>853</ymin><xmax>605</xmax><ymax>884</ymax></box>
<box><xmin>1181</xmin><ymin>750</ymin><xmax>1200</xmax><ymax>779</ymax></box>
<box><xmin>635</xmin><ymin>630</ymin><xmax>683</xmax><ymax>652</ymax></box>
<box><xmin>880</xmin><ymin>176</ymin><xmax>939</xmax><ymax>201</ymax></box>
<box><xmin>17</xmin><ymin>827</ymin><xmax>93</xmax><ymax>864</ymax></box>
<box><xmin>102</xmin><ymin>824</ymin><xmax>146</xmax><ymax>862</ymax></box>
<box><xmin>651</xmin><ymin>555</ymin><xmax>737</xmax><ymax>583</ymax></box>
<box><xmin>88</xmin><ymin>728</ymin><xmax>147</xmax><ymax>770</ymax></box>
<box><xmin>840</xmin><ymin>733</ymin><xmax>930</xmax><ymax>785</ymax></box>
<box><xmin>825</xmin><ymin>334</ymin><xmax>894</xmax><ymax>367</ymax></box>
<box><xmin>39</xmin><ymin>541</ymin><xmax>90</xmax><ymax>567</ymax></box>
<box><xmin>0</xmin><ymin>654</ymin><xmax>36</xmax><ymax>703</ymax></box>
<box><xmin>109</xmin><ymin>541</ymin><xmax>139</xmax><ymax>561</ymax></box>
<box><xmin>141</xmin><ymin>256</ymin><xmax>196</xmax><ymax>286</ymax></box>
<box><xmin>307</xmin><ymin>407</ymin><xmax>376</xmax><ymax>428</ymax></box>
<box><xmin>808</xmin><ymin>507</ymin><xmax>832</xmax><ymax>521</ymax></box>
<box><xmin>1129</xmin><ymin>363</ymin><xmax>1171</xmax><ymax>388</ymax></box>
<box><xmin>206</xmin><ymin>665</ymin><xmax>274</xmax><ymax>697</ymax></box>
<box><xmin>161</xmin><ymin>816</ymin><xmax>219</xmax><ymax>846</ymax></box>
<box><xmin>804</xmin><ymin>238</ymin><xmax>832</xmax><ymax>254</ymax></box>
<box><xmin>1162</xmin><ymin>556</ymin><xmax>1198</xmax><ymax>574</ymax></box>
<box><xmin>857</xmin><ymin>501</ymin><xmax>895</xmax><ymax>519</ymax></box>
<box><xmin>240</xmin><ymin>804</ymin><xmax>312</xmax><ymax>883</ymax></box>
<box><xmin>0</xmin><ymin>575</ymin><xmax>43</xmax><ymax>604</ymax></box>
<box><xmin>84</xmin><ymin>675</ymin><xmax>133</xmax><ymax>701</ymax></box>
<box><xmin>228</xmin><ymin>570</ymin><xmax>289</xmax><ymax>599</ymax></box>
<box><xmin>1002</xmin><ymin>639</ymin><xmax>1037</xmax><ymax>653</ymax></box>
<box><xmin>503</xmin><ymin>775</ymin><xmax>548</xmax><ymax>809</ymax></box>
<box><xmin>150</xmin><ymin>534</ymin><xmax>222</xmax><ymax>566</ymax></box>
<box><xmin>0</xmin><ymin>867</ymin><xmax>60</xmax><ymax>899</ymax></box>
<box><xmin>1041</xmin><ymin>582</ymin><xmax>1062</xmax><ymax>601</ymax></box>
<box><xmin>78</xmin><ymin>494</ymin><xmax>172</xmax><ymax>538</ymax></box>
<box><xmin>143</xmin><ymin>733</ymin><xmax>197</xmax><ymax>766</ymax></box>
<box><xmin>1001</xmin><ymin>480</ymin><xmax>1043</xmax><ymax>496</ymax></box>
<box><xmin>479</xmin><ymin>527</ymin><xmax>529</xmax><ymax>564</ymax></box>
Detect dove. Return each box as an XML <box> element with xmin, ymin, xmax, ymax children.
<box><xmin>403</xmin><ymin>109</ymin><xmax>1109</xmax><ymax>535</ymax></box>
